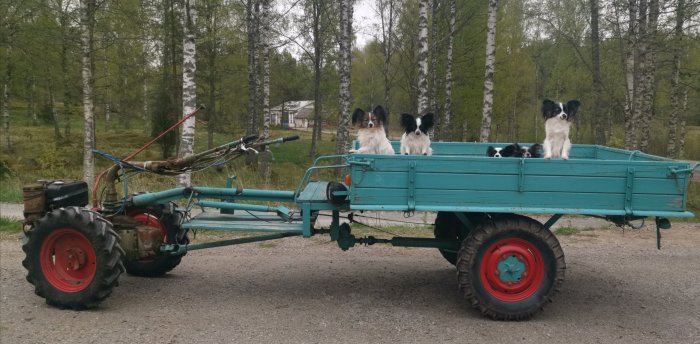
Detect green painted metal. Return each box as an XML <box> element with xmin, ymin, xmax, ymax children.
<box><xmin>131</xmin><ymin>187</ymin><xmax>295</xmax><ymax>207</ymax></box>
<box><xmin>297</xmin><ymin>181</ymin><xmax>330</xmax><ymax>202</ymax></box>
<box><xmin>497</xmin><ymin>256</ymin><xmax>525</xmax><ymax>283</ymax></box>
<box><xmin>160</xmin><ymin>232</ymin><xmax>301</xmax><ymax>254</ymax></box>
<box><xmin>347</xmin><ymin>143</ymin><xmax>694</xmax><ymax>219</ymax></box>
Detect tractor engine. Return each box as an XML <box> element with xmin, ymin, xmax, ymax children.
<box><xmin>22</xmin><ymin>180</ymin><xmax>89</xmax><ymax>223</ymax></box>
<box><xmin>111</xmin><ymin>215</ymin><xmax>164</xmax><ymax>261</ymax></box>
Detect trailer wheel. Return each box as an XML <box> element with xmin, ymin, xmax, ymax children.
<box><xmin>123</xmin><ymin>204</ymin><xmax>188</xmax><ymax>277</ymax></box>
<box><xmin>21</xmin><ymin>207</ymin><xmax>124</xmax><ymax>309</ymax></box>
<box><xmin>456</xmin><ymin>215</ymin><xmax>565</xmax><ymax>320</ymax></box>
<box><xmin>434</xmin><ymin>212</ymin><xmax>489</xmax><ymax>265</ymax></box>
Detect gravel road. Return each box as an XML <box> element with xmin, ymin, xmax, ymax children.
<box><xmin>1</xmin><ymin>221</ymin><xmax>699</xmax><ymax>344</ymax></box>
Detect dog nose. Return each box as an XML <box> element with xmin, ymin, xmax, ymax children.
<box><xmin>368</xmin><ymin>122</ymin><xmax>374</xmax><ymax>128</ymax></box>
<box><xmin>560</xmin><ymin>114</ymin><xmax>568</xmax><ymax>120</ymax></box>
<box><xmin>415</xmin><ymin>130</ymin><xmax>421</xmax><ymax>136</ymax></box>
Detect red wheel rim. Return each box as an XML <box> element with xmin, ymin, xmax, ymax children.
<box><xmin>40</xmin><ymin>228</ymin><xmax>97</xmax><ymax>292</ymax></box>
<box><xmin>127</xmin><ymin>210</ymin><xmax>167</xmax><ymax>239</ymax></box>
<box><xmin>479</xmin><ymin>237</ymin><xmax>545</xmax><ymax>302</ymax></box>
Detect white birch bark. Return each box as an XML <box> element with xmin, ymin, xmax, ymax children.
<box><xmin>416</xmin><ymin>0</ymin><xmax>429</xmax><ymax>114</ymax></box>
<box><xmin>336</xmin><ymin>0</ymin><xmax>353</xmax><ymax>156</ymax></box>
<box><xmin>622</xmin><ymin>0</ymin><xmax>637</xmax><ymax>150</ymax></box>
<box><xmin>259</xmin><ymin>0</ymin><xmax>272</xmax><ymax>179</ymax></box>
<box><xmin>638</xmin><ymin>0</ymin><xmax>658</xmax><ymax>152</ymax></box>
<box><xmin>378</xmin><ymin>0</ymin><xmax>395</xmax><ymax>132</ymax></box>
<box><xmin>429</xmin><ymin>0</ymin><xmax>438</xmax><ymax>117</ymax></box>
<box><xmin>442</xmin><ymin>0</ymin><xmax>455</xmax><ymax>142</ymax></box>
<box><xmin>246</xmin><ymin>0</ymin><xmax>258</xmax><ymax>136</ymax></box>
<box><xmin>479</xmin><ymin>0</ymin><xmax>497</xmax><ymax>142</ymax></box>
<box><xmin>80</xmin><ymin>0</ymin><xmax>96</xmax><ymax>189</ymax></box>
<box><xmin>667</xmin><ymin>0</ymin><xmax>685</xmax><ymax>158</ymax></box>
<box><xmin>631</xmin><ymin>0</ymin><xmax>648</xmax><ymax>150</ymax></box>
<box><xmin>177</xmin><ymin>0</ymin><xmax>197</xmax><ymax>187</ymax></box>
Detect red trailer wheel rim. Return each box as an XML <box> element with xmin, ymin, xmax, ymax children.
<box><xmin>479</xmin><ymin>237</ymin><xmax>545</xmax><ymax>302</ymax></box>
<box><xmin>128</xmin><ymin>210</ymin><xmax>167</xmax><ymax>239</ymax></box>
<box><xmin>39</xmin><ymin>228</ymin><xmax>97</xmax><ymax>292</ymax></box>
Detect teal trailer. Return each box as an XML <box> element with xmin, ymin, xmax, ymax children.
<box><xmin>20</xmin><ymin>138</ymin><xmax>696</xmax><ymax>320</ymax></box>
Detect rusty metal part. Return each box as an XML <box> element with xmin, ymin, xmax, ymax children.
<box><xmin>136</xmin><ymin>225</ymin><xmax>164</xmax><ymax>259</ymax></box>
<box><xmin>118</xmin><ymin>229</ymin><xmax>139</xmax><ymax>261</ymax></box>
<box><xmin>22</xmin><ymin>183</ymin><xmax>46</xmax><ymax>223</ymax></box>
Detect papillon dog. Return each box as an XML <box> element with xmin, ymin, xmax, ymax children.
<box><xmin>349</xmin><ymin>105</ymin><xmax>395</xmax><ymax>155</ymax></box>
<box><xmin>542</xmin><ymin>99</ymin><xmax>580</xmax><ymax>160</ymax></box>
<box><xmin>520</xmin><ymin>144</ymin><xmax>543</xmax><ymax>158</ymax></box>
<box><xmin>400</xmin><ymin>113</ymin><xmax>434</xmax><ymax>155</ymax></box>
<box><xmin>487</xmin><ymin>143</ymin><xmax>521</xmax><ymax>158</ymax></box>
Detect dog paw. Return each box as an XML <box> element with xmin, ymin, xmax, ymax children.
<box><xmin>348</xmin><ymin>149</ymin><xmax>358</xmax><ymax>154</ymax></box>
<box><xmin>562</xmin><ymin>156</ymin><xmax>569</xmax><ymax>160</ymax></box>
<box><xmin>544</xmin><ymin>155</ymin><xmax>551</xmax><ymax>159</ymax></box>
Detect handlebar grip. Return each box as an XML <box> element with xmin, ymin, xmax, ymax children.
<box><xmin>282</xmin><ymin>135</ymin><xmax>300</xmax><ymax>142</ymax></box>
<box><xmin>242</xmin><ymin>134</ymin><xmax>259</xmax><ymax>143</ymax></box>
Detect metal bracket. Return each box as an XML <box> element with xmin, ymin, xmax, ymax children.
<box><xmin>543</xmin><ymin>214</ymin><xmax>563</xmax><ymax>231</ymax></box>
<box><xmin>518</xmin><ymin>159</ymin><xmax>526</xmax><ymax>192</ymax></box>
<box><xmin>407</xmin><ymin>161</ymin><xmax>416</xmax><ymax>211</ymax></box>
<box><xmin>624</xmin><ymin>168</ymin><xmax>635</xmax><ymax>214</ymax></box>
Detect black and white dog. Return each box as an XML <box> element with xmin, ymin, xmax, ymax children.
<box><xmin>487</xmin><ymin>143</ymin><xmax>543</xmax><ymax>158</ymax></box>
<box><xmin>400</xmin><ymin>113</ymin><xmax>434</xmax><ymax>155</ymax></box>
<box><xmin>542</xmin><ymin>99</ymin><xmax>580</xmax><ymax>159</ymax></box>
<box><xmin>349</xmin><ymin>105</ymin><xmax>395</xmax><ymax>155</ymax></box>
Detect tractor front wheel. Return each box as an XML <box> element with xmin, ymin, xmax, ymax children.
<box><xmin>22</xmin><ymin>207</ymin><xmax>124</xmax><ymax>309</ymax></box>
<box><xmin>456</xmin><ymin>215</ymin><xmax>565</xmax><ymax>320</ymax></box>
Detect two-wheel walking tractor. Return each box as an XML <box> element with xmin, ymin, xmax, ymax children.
<box><xmin>20</xmin><ymin>136</ymin><xmax>696</xmax><ymax>320</ymax></box>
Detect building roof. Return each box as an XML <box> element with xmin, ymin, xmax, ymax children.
<box><xmin>294</xmin><ymin>107</ymin><xmax>315</xmax><ymax>119</ymax></box>
<box><xmin>270</xmin><ymin>100</ymin><xmax>314</xmax><ymax>112</ymax></box>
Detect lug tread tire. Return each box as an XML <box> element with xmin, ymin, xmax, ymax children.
<box><xmin>456</xmin><ymin>214</ymin><xmax>565</xmax><ymax>320</ymax></box>
<box><xmin>21</xmin><ymin>207</ymin><xmax>125</xmax><ymax>309</ymax></box>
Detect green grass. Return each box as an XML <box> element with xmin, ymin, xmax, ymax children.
<box><xmin>0</xmin><ymin>217</ymin><xmax>22</xmax><ymax>233</ymax></box>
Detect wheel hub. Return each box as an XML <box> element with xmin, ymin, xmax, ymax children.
<box><xmin>479</xmin><ymin>237</ymin><xmax>545</xmax><ymax>302</ymax></box>
<box><xmin>40</xmin><ymin>228</ymin><xmax>97</xmax><ymax>292</ymax></box>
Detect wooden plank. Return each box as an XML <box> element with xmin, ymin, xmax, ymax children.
<box><xmin>352</xmin><ymin>171</ymin><xmax>685</xmax><ymax>195</ymax></box>
<box><xmin>351</xmin><ymin>188</ymin><xmax>684</xmax><ymax>212</ymax></box>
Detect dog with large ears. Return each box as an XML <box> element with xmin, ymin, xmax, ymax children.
<box><xmin>400</xmin><ymin>113</ymin><xmax>434</xmax><ymax>155</ymax></box>
<box><xmin>542</xmin><ymin>99</ymin><xmax>580</xmax><ymax>159</ymax></box>
<box><xmin>349</xmin><ymin>105</ymin><xmax>395</xmax><ymax>155</ymax></box>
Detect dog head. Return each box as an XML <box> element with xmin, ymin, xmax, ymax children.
<box><xmin>487</xmin><ymin>143</ymin><xmax>521</xmax><ymax>158</ymax></box>
<box><xmin>352</xmin><ymin>105</ymin><xmax>387</xmax><ymax>129</ymax></box>
<box><xmin>542</xmin><ymin>99</ymin><xmax>581</xmax><ymax>121</ymax></box>
<box><xmin>520</xmin><ymin>143</ymin><xmax>543</xmax><ymax>158</ymax></box>
<box><xmin>400</xmin><ymin>113</ymin><xmax>434</xmax><ymax>137</ymax></box>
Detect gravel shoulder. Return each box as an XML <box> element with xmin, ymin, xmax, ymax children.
<box><xmin>1</xmin><ymin>222</ymin><xmax>699</xmax><ymax>344</ymax></box>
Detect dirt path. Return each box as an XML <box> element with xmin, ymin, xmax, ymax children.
<box><xmin>1</xmin><ymin>223</ymin><xmax>699</xmax><ymax>344</ymax></box>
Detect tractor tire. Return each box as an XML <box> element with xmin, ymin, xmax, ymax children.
<box><xmin>123</xmin><ymin>204</ymin><xmax>188</xmax><ymax>277</ymax></box>
<box><xmin>434</xmin><ymin>212</ymin><xmax>489</xmax><ymax>265</ymax></box>
<box><xmin>456</xmin><ymin>214</ymin><xmax>565</xmax><ymax>320</ymax></box>
<box><xmin>21</xmin><ymin>207</ymin><xmax>125</xmax><ymax>309</ymax></box>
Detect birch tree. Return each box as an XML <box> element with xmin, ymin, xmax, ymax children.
<box><xmin>622</xmin><ymin>0</ymin><xmax>638</xmax><ymax>150</ymax></box>
<box><xmin>259</xmin><ymin>0</ymin><xmax>272</xmax><ymax>178</ymax></box>
<box><xmin>479</xmin><ymin>0</ymin><xmax>497</xmax><ymax>142</ymax></box>
<box><xmin>667</xmin><ymin>0</ymin><xmax>686</xmax><ymax>158</ymax></box>
<box><xmin>416</xmin><ymin>0</ymin><xmax>429</xmax><ymax>114</ymax></box>
<box><xmin>177</xmin><ymin>0</ymin><xmax>197</xmax><ymax>187</ymax></box>
<box><xmin>80</xmin><ymin>0</ymin><xmax>96</xmax><ymax>188</ymax></box>
<box><xmin>637</xmin><ymin>0</ymin><xmax>659</xmax><ymax>152</ymax></box>
<box><xmin>590</xmin><ymin>0</ymin><xmax>604</xmax><ymax>145</ymax></box>
<box><xmin>376</xmin><ymin>0</ymin><xmax>399</xmax><ymax>134</ymax></box>
<box><xmin>335</xmin><ymin>0</ymin><xmax>353</xmax><ymax>156</ymax></box>
<box><xmin>441</xmin><ymin>0</ymin><xmax>455</xmax><ymax>141</ymax></box>
<box><xmin>246</xmin><ymin>0</ymin><xmax>259</xmax><ymax>137</ymax></box>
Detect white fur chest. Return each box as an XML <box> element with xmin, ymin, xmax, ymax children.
<box><xmin>400</xmin><ymin>133</ymin><xmax>432</xmax><ymax>155</ymax></box>
<box><xmin>356</xmin><ymin>128</ymin><xmax>394</xmax><ymax>154</ymax></box>
<box><xmin>545</xmin><ymin>118</ymin><xmax>571</xmax><ymax>138</ymax></box>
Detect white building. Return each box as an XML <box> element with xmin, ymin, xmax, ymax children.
<box><xmin>270</xmin><ymin>100</ymin><xmax>315</xmax><ymax>128</ymax></box>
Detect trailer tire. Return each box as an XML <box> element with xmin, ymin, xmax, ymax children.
<box><xmin>456</xmin><ymin>215</ymin><xmax>565</xmax><ymax>320</ymax></box>
<box><xmin>21</xmin><ymin>207</ymin><xmax>125</xmax><ymax>309</ymax></box>
<box><xmin>123</xmin><ymin>204</ymin><xmax>188</xmax><ymax>277</ymax></box>
<box><xmin>434</xmin><ymin>212</ymin><xmax>489</xmax><ymax>265</ymax></box>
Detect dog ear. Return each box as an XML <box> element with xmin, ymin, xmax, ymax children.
<box><xmin>542</xmin><ymin>99</ymin><xmax>556</xmax><ymax>117</ymax></box>
<box><xmin>567</xmin><ymin>100</ymin><xmax>581</xmax><ymax>115</ymax></box>
<box><xmin>487</xmin><ymin>146</ymin><xmax>497</xmax><ymax>157</ymax></box>
<box><xmin>372</xmin><ymin>105</ymin><xmax>387</xmax><ymax>123</ymax></box>
<box><xmin>352</xmin><ymin>108</ymin><xmax>365</xmax><ymax>125</ymax></box>
<box><xmin>501</xmin><ymin>144</ymin><xmax>517</xmax><ymax>157</ymax></box>
<box><xmin>529</xmin><ymin>143</ymin><xmax>543</xmax><ymax>158</ymax></box>
<box><xmin>420</xmin><ymin>113</ymin><xmax>434</xmax><ymax>130</ymax></box>
<box><xmin>400</xmin><ymin>113</ymin><xmax>416</xmax><ymax>130</ymax></box>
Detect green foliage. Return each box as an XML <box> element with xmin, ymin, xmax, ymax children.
<box><xmin>554</xmin><ymin>227</ymin><xmax>580</xmax><ymax>236</ymax></box>
<box><xmin>0</xmin><ymin>217</ymin><xmax>21</xmax><ymax>233</ymax></box>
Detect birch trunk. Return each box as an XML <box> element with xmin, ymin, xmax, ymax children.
<box><xmin>1</xmin><ymin>72</ymin><xmax>9</xmax><ymax>151</ymax></box>
<box><xmin>666</xmin><ymin>0</ymin><xmax>684</xmax><ymax>158</ymax></box>
<box><xmin>246</xmin><ymin>0</ymin><xmax>258</xmax><ymax>137</ymax></box>
<box><xmin>416</xmin><ymin>0</ymin><xmax>429</xmax><ymax>114</ymax></box>
<box><xmin>631</xmin><ymin>0</ymin><xmax>648</xmax><ymax>150</ymax></box>
<box><xmin>677</xmin><ymin>90</ymin><xmax>688</xmax><ymax>158</ymax></box>
<box><xmin>623</xmin><ymin>0</ymin><xmax>638</xmax><ymax>149</ymax></box>
<box><xmin>309</xmin><ymin>0</ymin><xmax>323</xmax><ymax>157</ymax></box>
<box><xmin>479</xmin><ymin>0</ymin><xmax>497</xmax><ymax>142</ymax></box>
<box><xmin>143</xmin><ymin>77</ymin><xmax>149</xmax><ymax>134</ymax></box>
<box><xmin>442</xmin><ymin>0</ymin><xmax>455</xmax><ymax>141</ymax></box>
<box><xmin>105</xmin><ymin>103</ymin><xmax>111</xmax><ymax>130</ymax></box>
<box><xmin>259</xmin><ymin>0</ymin><xmax>272</xmax><ymax>179</ymax></box>
<box><xmin>429</xmin><ymin>0</ymin><xmax>439</xmax><ymax>124</ymax></box>
<box><xmin>335</xmin><ymin>0</ymin><xmax>353</xmax><ymax>156</ymax></box>
<box><xmin>638</xmin><ymin>0</ymin><xmax>658</xmax><ymax>152</ymax></box>
<box><xmin>60</xmin><ymin>0</ymin><xmax>72</xmax><ymax>139</ymax></box>
<box><xmin>177</xmin><ymin>0</ymin><xmax>197</xmax><ymax>187</ymax></box>
<box><xmin>380</xmin><ymin>0</ymin><xmax>394</xmax><ymax>134</ymax></box>
<box><xmin>80</xmin><ymin>0</ymin><xmax>96</xmax><ymax>189</ymax></box>
<box><xmin>590</xmin><ymin>0</ymin><xmax>605</xmax><ymax>145</ymax></box>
